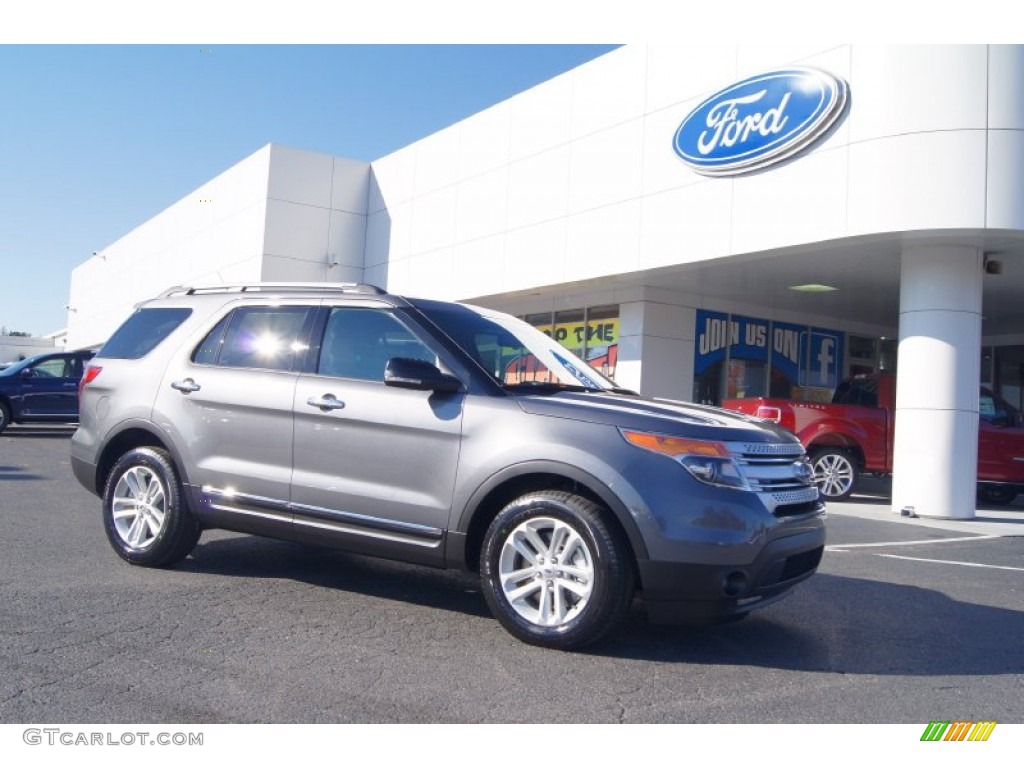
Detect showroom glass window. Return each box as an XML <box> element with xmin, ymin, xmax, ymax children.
<box><xmin>523</xmin><ymin>305</ymin><xmax>619</xmax><ymax>380</ymax></box>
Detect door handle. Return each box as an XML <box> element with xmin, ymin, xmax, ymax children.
<box><xmin>307</xmin><ymin>394</ymin><xmax>345</xmax><ymax>412</ymax></box>
<box><xmin>171</xmin><ymin>378</ymin><xmax>201</xmax><ymax>394</ymax></box>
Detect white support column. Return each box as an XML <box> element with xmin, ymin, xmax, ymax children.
<box><xmin>891</xmin><ymin>245</ymin><xmax>983</xmax><ymax>519</ymax></box>
<box><xmin>616</xmin><ymin>301</ymin><xmax>695</xmax><ymax>399</ymax></box>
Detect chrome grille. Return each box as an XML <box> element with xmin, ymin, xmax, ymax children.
<box><xmin>725</xmin><ymin>441</ymin><xmax>820</xmax><ymax>514</ymax></box>
<box><xmin>730</xmin><ymin>442</ymin><xmax>805</xmax><ymax>457</ymax></box>
<box><xmin>770</xmin><ymin>487</ymin><xmax>821</xmax><ymax>505</ymax></box>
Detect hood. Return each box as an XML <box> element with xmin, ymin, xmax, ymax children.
<box><xmin>514</xmin><ymin>390</ymin><xmax>801</xmax><ymax>446</ymax></box>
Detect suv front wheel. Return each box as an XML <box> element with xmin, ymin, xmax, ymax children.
<box><xmin>480</xmin><ymin>491</ymin><xmax>634</xmax><ymax>650</ymax></box>
<box><xmin>102</xmin><ymin>447</ymin><xmax>201</xmax><ymax>567</ymax></box>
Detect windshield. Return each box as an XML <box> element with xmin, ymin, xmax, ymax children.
<box><xmin>415</xmin><ymin>301</ymin><xmax>618</xmax><ymax>391</ymax></box>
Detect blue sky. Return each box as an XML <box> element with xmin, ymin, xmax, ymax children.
<box><xmin>0</xmin><ymin>44</ymin><xmax>618</xmax><ymax>337</ymax></box>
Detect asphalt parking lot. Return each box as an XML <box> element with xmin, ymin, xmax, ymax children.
<box><xmin>1</xmin><ymin>425</ymin><xmax>1022</xmax><ymax>723</ymax></box>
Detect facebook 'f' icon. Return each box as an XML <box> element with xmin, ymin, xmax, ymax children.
<box><xmin>816</xmin><ymin>337</ymin><xmax>835</xmax><ymax>385</ymax></box>
<box><xmin>799</xmin><ymin>329</ymin><xmax>843</xmax><ymax>389</ymax></box>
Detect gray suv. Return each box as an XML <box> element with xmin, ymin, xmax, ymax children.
<box><xmin>71</xmin><ymin>283</ymin><xmax>825</xmax><ymax>649</ymax></box>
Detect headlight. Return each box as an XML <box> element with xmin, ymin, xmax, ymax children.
<box><xmin>620</xmin><ymin>429</ymin><xmax>750</xmax><ymax>490</ymax></box>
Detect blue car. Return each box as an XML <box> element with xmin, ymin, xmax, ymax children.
<box><xmin>0</xmin><ymin>350</ymin><xmax>95</xmax><ymax>433</ymax></box>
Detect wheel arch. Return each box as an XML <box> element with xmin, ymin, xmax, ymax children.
<box><xmin>94</xmin><ymin>421</ymin><xmax>191</xmax><ymax>498</ymax></box>
<box><xmin>448</xmin><ymin>461</ymin><xmax>649</xmax><ymax>574</ymax></box>
<box><xmin>807</xmin><ymin>434</ymin><xmax>865</xmax><ymax>469</ymax></box>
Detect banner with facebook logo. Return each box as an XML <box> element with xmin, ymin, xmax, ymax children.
<box><xmin>694</xmin><ymin>310</ymin><xmax>844</xmax><ymax>402</ymax></box>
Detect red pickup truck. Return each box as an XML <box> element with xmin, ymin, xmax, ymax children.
<box><xmin>722</xmin><ymin>373</ymin><xmax>1024</xmax><ymax>504</ymax></box>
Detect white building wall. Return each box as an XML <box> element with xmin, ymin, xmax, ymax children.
<box><xmin>263</xmin><ymin>146</ymin><xmax>369</xmax><ymax>284</ymax></box>
<box><xmin>67</xmin><ymin>147</ymin><xmax>273</xmax><ymax>349</ymax></box>
<box><xmin>67</xmin><ymin>145</ymin><xmax>371</xmax><ymax>349</ymax></box>
<box><xmin>367</xmin><ymin>45</ymin><xmax>1014</xmax><ymax>305</ymax></box>
<box><xmin>0</xmin><ymin>336</ymin><xmax>56</xmax><ymax>362</ymax></box>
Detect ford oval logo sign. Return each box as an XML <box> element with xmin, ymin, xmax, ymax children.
<box><xmin>673</xmin><ymin>67</ymin><xmax>847</xmax><ymax>177</ymax></box>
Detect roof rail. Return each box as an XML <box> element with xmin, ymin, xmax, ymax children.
<box><xmin>158</xmin><ymin>282</ymin><xmax>387</xmax><ymax>298</ymax></box>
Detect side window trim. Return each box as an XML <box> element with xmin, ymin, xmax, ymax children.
<box><xmin>191</xmin><ymin>312</ymin><xmax>233</xmax><ymax>366</ymax></box>
<box><xmin>300</xmin><ymin>305</ymin><xmax>330</xmax><ymax>375</ymax></box>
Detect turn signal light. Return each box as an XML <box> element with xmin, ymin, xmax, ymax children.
<box><xmin>620</xmin><ymin>430</ymin><xmax>730</xmax><ymax>458</ymax></box>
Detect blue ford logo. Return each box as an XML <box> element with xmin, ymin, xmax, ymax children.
<box><xmin>673</xmin><ymin>67</ymin><xmax>847</xmax><ymax>177</ymax></box>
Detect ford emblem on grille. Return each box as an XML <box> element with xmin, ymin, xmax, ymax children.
<box><xmin>673</xmin><ymin>67</ymin><xmax>848</xmax><ymax>177</ymax></box>
<box><xmin>793</xmin><ymin>459</ymin><xmax>814</xmax><ymax>485</ymax></box>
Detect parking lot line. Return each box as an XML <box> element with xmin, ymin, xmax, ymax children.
<box><xmin>826</xmin><ymin>535</ymin><xmax>1000</xmax><ymax>552</ymax></box>
<box><xmin>875</xmin><ymin>554</ymin><xmax>1024</xmax><ymax>571</ymax></box>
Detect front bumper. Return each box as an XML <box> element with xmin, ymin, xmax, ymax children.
<box><xmin>637</xmin><ymin>527</ymin><xmax>826</xmax><ymax>624</ymax></box>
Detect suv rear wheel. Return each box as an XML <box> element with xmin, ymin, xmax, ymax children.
<box><xmin>480</xmin><ymin>491</ymin><xmax>634</xmax><ymax>649</ymax></box>
<box><xmin>102</xmin><ymin>447</ymin><xmax>201</xmax><ymax>567</ymax></box>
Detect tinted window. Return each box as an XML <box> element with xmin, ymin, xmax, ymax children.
<box><xmin>318</xmin><ymin>308</ymin><xmax>435</xmax><ymax>381</ymax></box>
<box><xmin>216</xmin><ymin>307</ymin><xmax>312</xmax><ymax>371</ymax></box>
<box><xmin>100</xmin><ymin>308</ymin><xmax>192</xmax><ymax>360</ymax></box>
<box><xmin>832</xmin><ymin>378</ymin><xmax>878</xmax><ymax>407</ymax></box>
<box><xmin>980</xmin><ymin>391</ymin><xmax>1018</xmax><ymax>426</ymax></box>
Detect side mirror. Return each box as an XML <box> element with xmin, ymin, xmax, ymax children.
<box><xmin>384</xmin><ymin>357</ymin><xmax>462</xmax><ymax>394</ymax></box>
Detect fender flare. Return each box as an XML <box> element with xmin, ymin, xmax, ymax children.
<box><xmin>92</xmin><ymin>418</ymin><xmax>194</xmax><ymax>496</ymax></box>
<box><xmin>447</xmin><ymin>459</ymin><xmax>650</xmax><ymax>569</ymax></box>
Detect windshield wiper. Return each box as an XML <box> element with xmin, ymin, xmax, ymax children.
<box><xmin>503</xmin><ymin>381</ymin><xmax>601</xmax><ymax>394</ymax></box>
<box><xmin>502</xmin><ymin>381</ymin><xmax>637</xmax><ymax>396</ymax></box>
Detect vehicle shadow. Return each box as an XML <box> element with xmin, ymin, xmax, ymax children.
<box><xmin>180</xmin><ymin>535</ymin><xmax>1024</xmax><ymax>674</ymax></box>
<box><xmin>180</xmin><ymin>534</ymin><xmax>491</xmax><ymax>619</ymax></box>
<box><xmin>0</xmin><ymin>465</ymin><xmax>46</xmax><ymax>480</ymax></box>
<box><xmin>601</xmin><ymin>572</ymin><xmax>1024</xmax><ymax>672</ymax></box>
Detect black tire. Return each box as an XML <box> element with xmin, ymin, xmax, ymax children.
<box><xmin>977</xmin><ymin>485</ymin><xmax>1019</xmax><ymax>506</ymax></box>
<box><xmin>480</xmin><ymin>491</ymin><xmax>635</xmax><ymax>650</ymax></box>
<box><xmin>102</xmin><ymin>447</ymin><xmax>201</xmax><ymax>567</ymax></box>
<box><xmin>810</xmin><ymin>447</ymin><xmax>857</xmax><ymax>501</ymax></box>
<box><xmin>0</xmin><ymin>401</ymin><xmax>10</xmax><ymax>434</ymax></box>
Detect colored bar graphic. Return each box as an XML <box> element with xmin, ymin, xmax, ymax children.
<box><xmin>945</xmin><ymin>722</ymin><xmax>972</xmax><ymax>741</ymax></box>
<box><xmin>968</xmin><ymin>722</ymin><xmax>997</xmax><ymax>741</ymax></box>
<box><xmin>920</xmin><ymin>721</ymin><xmax>996</xmax><ymax>742</ymax></box>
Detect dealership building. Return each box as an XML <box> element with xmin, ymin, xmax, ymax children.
<box><xmin>66</xmin><ymin>44</ymin><xmax>1024</xmax><ymax>520</ymax></box>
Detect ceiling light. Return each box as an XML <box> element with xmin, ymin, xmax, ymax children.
<box><xmin>789</xmin><ymin>283</ymin><xmax>837</xmax><ymax>293</ymax></box>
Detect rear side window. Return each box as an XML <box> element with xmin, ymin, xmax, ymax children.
<box><xmin>196</xmin><ymin>306</ymin><xmax>313</xmax><ymax>372</ymax></box>
<box><xmin>99</xmin><ymin>308</ymin><xmax>192</xmax><ymax>360</ymax></box>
